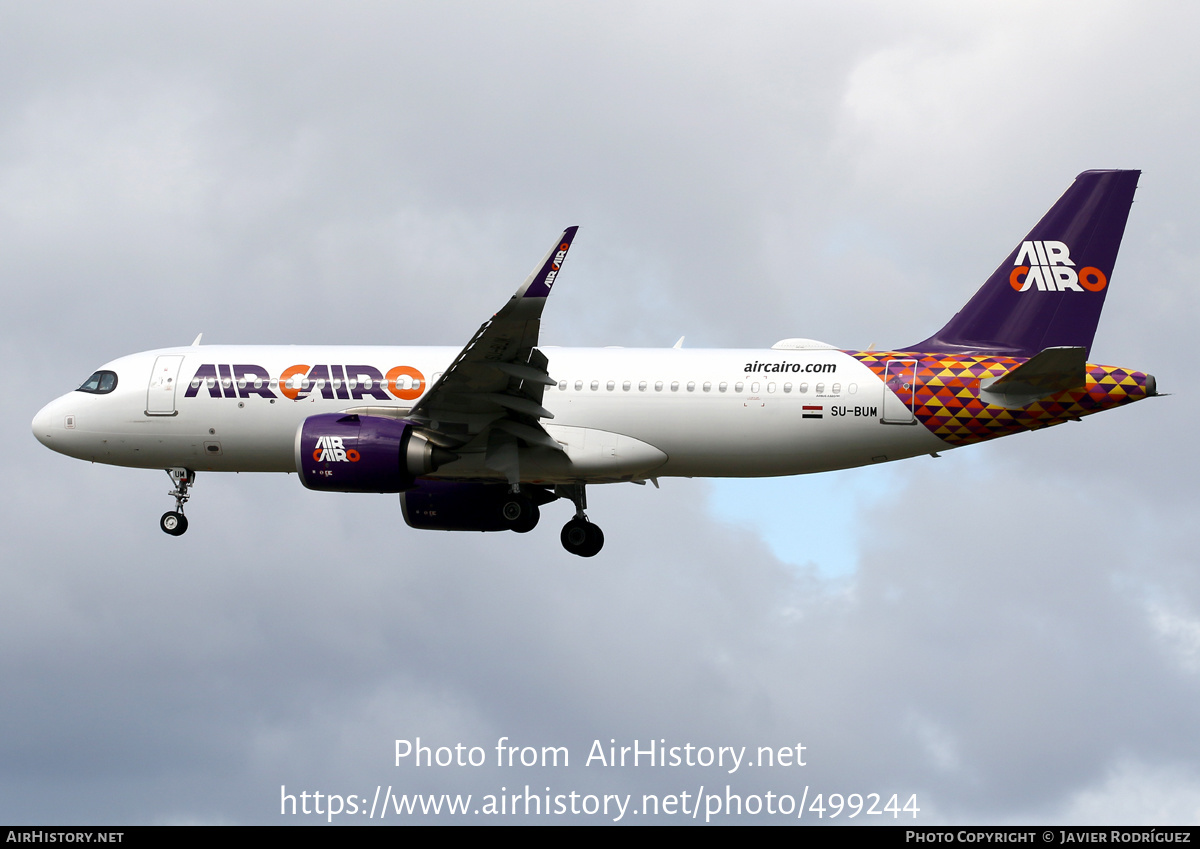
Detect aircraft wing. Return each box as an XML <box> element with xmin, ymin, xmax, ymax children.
<box><xmin>407</xmin><ymin>227</ymin><xmax>578</xmax><ymax>471</ymax></box>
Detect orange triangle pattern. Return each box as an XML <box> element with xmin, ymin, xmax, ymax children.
<box><xmin>850</xmin><ymin>351</ymin><xmax>1151</xmax><ymax>447</ymax></box>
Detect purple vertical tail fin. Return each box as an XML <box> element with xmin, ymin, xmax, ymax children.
<box><xmin>910</xmin><ymin>170</ymin><xmax>1140</xmax><ymax>357</ymax></box>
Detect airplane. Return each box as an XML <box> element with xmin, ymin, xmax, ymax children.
<box><xmin>32</xmin><ymin>170</ymin><xmax>1156</xmax><ymax>557</ymax></box>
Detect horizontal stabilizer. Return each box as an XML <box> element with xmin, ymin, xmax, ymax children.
<box><xmin>979</xmin><ymin>346</ymin><xmax>1086</xmax><ymax>408</ymax></box>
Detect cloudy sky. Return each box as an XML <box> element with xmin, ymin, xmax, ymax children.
<box><xmin>4</xmin><ymin>0</ymin><xmax>1198</xmax><ymax>824</ymax></box>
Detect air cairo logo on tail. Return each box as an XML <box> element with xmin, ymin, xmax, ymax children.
<box><xmin>1009</xmin><ymin>240</ymin><xmax>1107</xmax><ymax>293</ymax></box>
<box><xmin>312</xmin><ymin>435</ymin><xmax>360</xmax><ymax>463</ymax></box>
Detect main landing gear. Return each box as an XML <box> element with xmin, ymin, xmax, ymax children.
<box><xmin>500</xmin><ymin>488</ymin><xmax>540</xmax><ymax>534</ymax></box>
<box><xmin>557</xmin><ymin>484</ymin><xmax>604</xmax><ymax>557</ymax></box>
<box><xmin>499</xmin><ymin>484</ymin><xmax>603</xmax><ymax>554</ymax></box>
<box><xmin>160</xmin><ymin>467</ymin><xmax>194</xmax><ymax>536</ymax></box>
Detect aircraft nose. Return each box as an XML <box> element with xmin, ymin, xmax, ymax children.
<box><xmin>32</xmin><ymin>398</ymin><xmax>62</xmax><ymax>449</ymax></box>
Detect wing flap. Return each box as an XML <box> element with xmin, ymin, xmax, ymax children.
<box><xmin>492</xmin><ymin>360</ymin><xmax>557</xmax><ymax>385</ymax></box>
<box><xmin>493</xmin><ymin>418</ymin><xmax>565</xmax><ymax>452</ymax></box>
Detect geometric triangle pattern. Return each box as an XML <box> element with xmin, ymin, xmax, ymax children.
<box><xmin>850</xmin><ymin>351</ymin><xmax>1153</xmax><ymax>447</ymax></box>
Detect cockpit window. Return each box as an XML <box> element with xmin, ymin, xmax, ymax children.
<box><xmin>77</xmin><ymin>370</ymin><xmax>118</xmax><ymax>394</ymax></box>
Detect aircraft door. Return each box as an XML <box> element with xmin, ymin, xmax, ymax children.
<box><xmin>881</xmin><ymin>359</ymin><xmax>917</xmax><ymax>424</ymax></box>
<box><xmin>146</xmin><ymin>355</ymin><xmax>184</xmax><ymax>416</ymax></box>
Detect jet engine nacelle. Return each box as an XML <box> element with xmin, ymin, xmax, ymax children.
<box><xmin>295</xmin><ymin>413</ymin><xmax>456</xmax><ymax>493</ymax></box>
<box><xmin>400</xmin><ymin>480</ymin><xmax>528</xmax><ymax>532</ymax></box>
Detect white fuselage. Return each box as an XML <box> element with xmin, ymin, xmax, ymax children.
<box><xmin>32</xmin><ymin>344</ymin><xmax>947</xmax><ymax>484</ymax></box>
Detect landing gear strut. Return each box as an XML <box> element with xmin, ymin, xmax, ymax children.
<box><xmin>556</xmin><ymin>484</ymin><xmax>603</xmax><ymax>557</ymax></box>
<box><xmin>160</xmin><ymin>467</ymin><xmax>194</xmax><ymax>536</ymax></box>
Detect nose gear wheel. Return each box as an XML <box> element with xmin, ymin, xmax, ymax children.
<box><xmin>161</xmin><ymin>468</ymin><xmax>195</xmax><ymax>536</ymax></box>
<box><xmin>160</xmin><ymin>511</ymin><xmax>188</xmax><ymax>536</ymax></box>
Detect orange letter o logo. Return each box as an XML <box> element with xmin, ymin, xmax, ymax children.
<box><xmin>386</xmin><ymin>366</ymin><xmax>425</xmax><ymax>401</ymax></box>
<box><xmin>1079</xmin><ymin>266</ymin><xmax>1107</xmax><ymax>292</ymax></box>
<box><xmin>1009</xmin><ymin>266</ymin><xmax>1030</xmax><ymax>292</ymax></box>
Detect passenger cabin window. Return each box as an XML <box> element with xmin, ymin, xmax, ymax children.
<box><xmin>558</xmin><ymin>380</ymin><xmax>567</xmax><ymax>391</ymax></box>
<box><xmin>575</xmin><ymin>380</ymin><xmax>583</xmax><ymax>391</ymax></box>
<box><xmin>622</xmin><ymin>381</ymin><xmax>631</xmax><ymax>391</ymax></box>
<box><xmin>655</xmin><ymin>381</ymin><xmax>663</xmax><ymax>392</ymax></box>
<box><xmin>77</xmin><ymin>370</ymin><xmax>118</xmax><ymax>394</ymax></box>
<box><xmin>639</xmin><ymin>381</ymin><xmax>647</xmax><ymax>391</ymax></box>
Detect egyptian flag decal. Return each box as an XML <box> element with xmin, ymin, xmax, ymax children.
<box><xmin>803</xmin><ymin>405</ymin><xmax>823</xmax><ymax>419</ymax></box>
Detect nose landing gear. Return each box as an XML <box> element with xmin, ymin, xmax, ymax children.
<box><xmin>160</xmin><ymin>467</ymin><xmax>194</xmax><ymax>536</ymax></box>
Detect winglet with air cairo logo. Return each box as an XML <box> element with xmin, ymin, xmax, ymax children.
<box><xmin>519</xmin><ymin>226</ymin><xmax>579</xmax><ymax>300</ymax></box>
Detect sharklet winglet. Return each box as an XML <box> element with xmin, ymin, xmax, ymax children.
<box><xmin>517</xmin><ymin>226</ymin><xmax>579</xmax><ymax>300</ymax></box>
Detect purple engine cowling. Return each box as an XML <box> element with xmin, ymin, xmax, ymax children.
<box><xmin>295</xmin><ymin>413</ymin><xmax>455</xmax><ymax>493</ymax></box>
<box><xmin>400</xmin><ymin>480</ymin><xmax>523</xmax><ymax>532</ymax></box>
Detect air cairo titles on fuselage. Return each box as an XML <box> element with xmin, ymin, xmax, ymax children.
<box><xmin>187</xmin><ymin>360</ymin><xmax>843</xmax><ymax>402</ymax></box>
<box><xmin>184</xmin><ymin>364</ymin><xmax>426</xmax><ymax>402</ymax></box>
